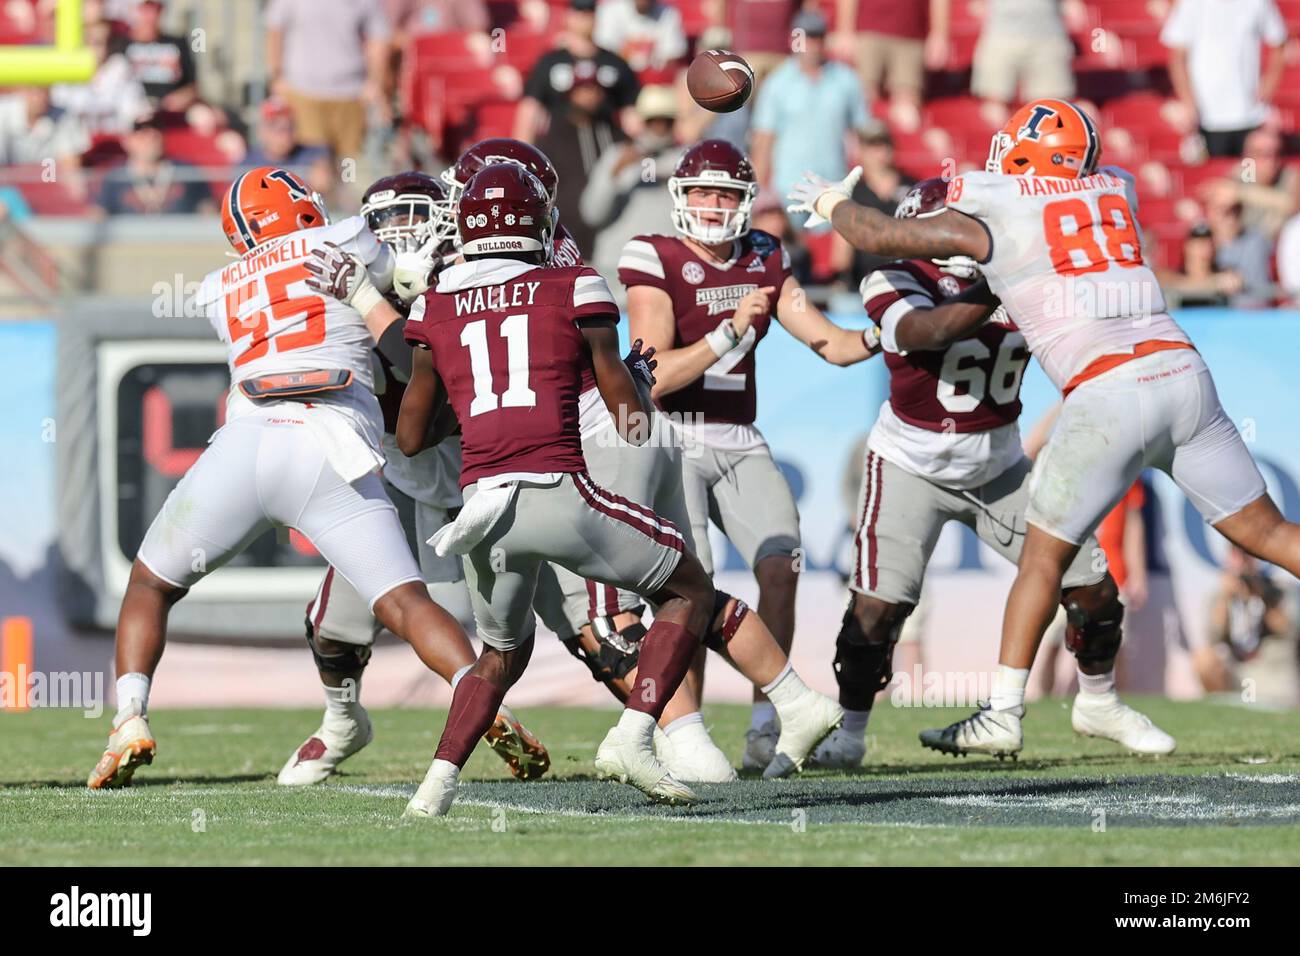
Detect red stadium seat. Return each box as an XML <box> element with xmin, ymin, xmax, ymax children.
<box><xmin>669</xmin><ymin>0</ymin><xmax>711</xmax><ymax>39</ymax></box>
<box><xmin>4</xmin><ymin>164</ymin><xmax>94</xmax><ymax>215</ymax></box>
<box><xmin>472</xmin><ymin>99</ymin><xmax>520</xmax><ymax>140</ymax></box>
<box><xmin>499</xmin><ymin>27</ymin><xmax>559</xmax><ymax>76</ymax></box>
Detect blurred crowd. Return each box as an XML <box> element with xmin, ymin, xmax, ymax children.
<box><xmin>1</xmin><ymin>0</ymin><xmax>1299</xmax><ymax>304</ymax></box>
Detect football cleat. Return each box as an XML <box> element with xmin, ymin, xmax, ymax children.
<box><xmin>764</xmin><ymin>693</ymin><xmax>844</xmax><ymax>779</ymax></box>
<box><xmin>659</xmin><ymin>721</ymin><xmax>737</xmax><ymax>783</ymax></box>
<box><xmin>1071</xmin><ymin>692</ymin><xmax>1176</xmax><ymax>755</ymax></box>
<box><xmin>404</xmin><ymin>758</ymin><xmax>460</xmax><ymax>818</ymax></box>
<box><xmin>276</xmin><ymin>709</ymin><xmax>373</xmax><ymax>786</ymax></box>
<box><xmin>810</xmin><ymin>725</ymin><xmax>867</xmax><ymax>769</ymax></box>
<box><xmin>484</xmin><ymin>705</ymin><xmax>551</xmax><ymax>781</ymax></box>
<box><xmin>87</xmin><ymin>714</ymin><xmax>157</xmax><ymax>789</ymax></box>
<box><xmin>920</xmin><ymin>702</ymin><xmax>1023</xmax><ymax>759</ymax></box>
<box><xmin>595</xmin><ymin>724</ymin><xmax>698</xmax><ymax>805</ymax></box>
<box><xmin>742</xmin><ymin>720</ymin><xmax>778</xmax><ymax>771</ymax></box>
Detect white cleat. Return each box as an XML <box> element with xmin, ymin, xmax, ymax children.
<box><xmin>764</xmin><ymin>693</ymin><xmax>844</xmax><ymax>779</ymax></box>
<box><xmin>811</xmin><ymin>725</ymin><xmax>867</xmax><ymax>769</ymax></box>
<box><xmin>277</xmin><ymin>709</ymin><xmax>374</xmax><ymax>786</ymax></box>
<box><xmin>595</xmin><ymin>724</ymin><xmax>698</xmax><ymax>804</ymax></box>
<box><xmin>659</xmin><ymin>722</ymin><xmax>737</xmax><ymax>783</ymax></box>
<box><xmin>919</xmin><ymin>703</ymin><xmax>1023</xmax><ymax>759</ymax></box>
<box><xmin>1072</xmin><ymin>692</ymin><xmax>1176</xmax><ymax>755</ymax></box>
<box><xmin>87</xmin><ymin>714</ymin><xmax>157</xmax><ymax>789</ymax></box>
<box><xmin>742</xmin><ymin>720</ymin><xmax>778</xmax><ymax>772</ymax></box>
<box><xmin>404</xmin><ymin>758</ymin><xmax>460</xmax><ymax>818</ymax></box>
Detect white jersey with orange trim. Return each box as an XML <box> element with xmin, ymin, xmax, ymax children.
<box><xmin>945</xmin><ymin>167</ymin><xmax>1189</xmax><ymax>391</ymax></box>
<box><xmin>195</xmin><ymin>216</ymin><xmax>387</xmax><ymax>452</ymax></box>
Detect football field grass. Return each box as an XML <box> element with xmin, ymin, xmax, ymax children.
<box><xmin>2</xmin><ymin>698</ymin><xmax>1298</xmax><ymax>866</ymax></box>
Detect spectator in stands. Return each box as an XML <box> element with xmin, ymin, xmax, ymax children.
<box><xmin>265</xmin><ymin>0</ymin><xmax>392</xmax><ymax>162</ymax></box>
<box><xmin>708</xmin><ymin>0</ymin><xmax>802</xmax><ymax>88</ymax></box>
<box><xmin>242</xmin><ymin>97</ymin><xmax>332</xmax><ymax>190</ymax></box>
<box><xmin>51</xmin><ymin>18</ymin><xmax>149</xmax><ymax>136</ymax></box>
<box><xmin>969</xmin><ymin>0</ymin><xmax>1082</xmax><ymax>128</ymax></box>
<box><xmin>514</xmin><ymin>0</ymin><xmax>640</xmax><ymax>145</ymax></box>
<box><xmin>848</xmin><ymin>126</ymin><xmax>916</xmax><ymax>283</ymax></box>
<box><xmin>96</xmin><ymin>114</ymin><xmax>213</xmax><ymax>215</ymax></box>
<box><xmin>0</xmin><ymin>86</ymin><xmax>90</xmax><ymax>168</ymax></box>
<box><xmin>118</xmin><ymin>0</ymin><xmax>197</xmax><ymax>114</ymax></box>
<box><xmin>831</xmin><ymin>0</ymin><xmax>950</xmax><ymax>133</ymax></box>
<box><xmin>751</xmin><ymin>189</ymin><xmax>813</xmax><ymax>285</ymax></box>
<box><xmin>1199</xmin><ymin>127</ymin><xmax>1300</xmax><ymax>240</ymax></box>
<box><xmin>1279</xmin><ymin>212</ymin><xmax>1300</xmax><ymax>306</ymax></box>
<box><xmin>1161</xmin><ymin>0</ymin><xmax>1289</xmax><ymax>157</ymax></box>
<box><xmin>1205</xmin><ymin>192</ymin><xmax>1275</xmax><ymax>307</ymax></box>
<box><xmin>1197</xmin><ymin>546</ymin><xmax>1300</xmax><ymax>708</ymax></box>
<box><xmin>383</xmin><ymin>0</ymin><xmax>489</xmax><ymax>39</ymax></box>
<box><xmin>1161</xmin><ymin>221</ymin><xmax>1246</xmax><ymax>308</ymax></box>
<box><xmin>751</xmin><ymin>10</ymin><xmax>870</xmax><ymax>213</ymax></box>
<box><xmin>594</xmin><ymin>0</ymin><xmax>687</xmax><ymax>80</ymax></box>
<box><xmin>579</xmin><ymin>84</ymin><xmax>683</xmax><ymax>294</ymax></box>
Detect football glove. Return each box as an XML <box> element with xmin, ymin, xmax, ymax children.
<box><xmin>624</xmin><ymin>338</ymin><xmax>658</xmax><ymax>388</ymax></box>
<box><xmin>392</xmin><ymin>234</ymin><xmax>441</xmax><ymax>303</ymax></box>
<box><xmin>786</xmin><ymin>166</ymin><xmax>862</xmax><ymax>228</ymax></box>
<box><xmin>305</xmin><ymin>241</ymin><xmax>385</xmax><ymax>316</ymax></box>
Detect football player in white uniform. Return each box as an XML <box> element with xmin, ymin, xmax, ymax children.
<box><xmin>789</xmin><ymin>99</ymin><xmax>1300</xmax><ymax>756</ymax></box>
<box><xmin>813</xmin><ymin>178</ymin><xmax>1173</xmax><ymax>765</ymax></box>
<box><xmin>88</xmin><ymin>167</ymin><xmax>476</xmax><ymax>790</ymax></box>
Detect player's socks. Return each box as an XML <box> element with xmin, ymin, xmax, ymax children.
<box><xmin>842</xmin><ymin>709</ymin><xmax>871</xmax><ymax>735</ymax></box>
<box><xmin>322</xmin><ymin>680</ymin><xmax>364</xmax><ymax>730</ymax></box>
<box><xmin>664</xmin><ymin>711</ymin><xmax>704</xmax><ymax>735</ymax></box>
<box><xmin>450</xmin><ymin>663</ymin><xmax>472</xmax><ymax>690</ymax></box>
<box><xmin>626</xmin><ymin>621</ymin><xmax>696</xmax><ymax>721</ymax></box>
<box><xmin>989</xmin><ymin>665</ymin><xmax>1029</xmax><ymax>712</ymax></box>
<box><xmin>114</xmin><ymin>673</ymin><xmax>150</xmax><ymax>726</ymax></box>
<box><xmin>434</xmin><ymin>675</ymin><xmax>505</xmax><ymax>767</ymax></box>
<box><xmin>1076</xmin><ymin>668</ymin><xmax>1116</xmax><ymax>696</ymax></box>
<box><xmin>749</xmin><ymin>701</ymin><xmax>776</xmax><ymax>732</ymax></box>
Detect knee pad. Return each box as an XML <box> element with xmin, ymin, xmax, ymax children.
<box><xmin>1062</xmin><ymin>583</ymin><xmax>1125</xmax><ymax>667</ymax></box>
<box><xmin>832</xmin><ymin>598</ymin><xmax>910</xmax><ymax>711</ymax></box>
<box><xmin>304</xmin><ymin>617</ymin><xmax>372</xmax><ymax>674</ymax></box>
<box><xmin>562</xmin><ymin>619</ymin><xmax>645</xmax><ymax>687</ymax></box>
<box><xmin>703</xmin><ymin>590</ymin><xmax>749</xmax><ymax>651</ymax></box>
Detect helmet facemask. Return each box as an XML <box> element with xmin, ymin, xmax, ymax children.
<box><xmin>364</xmin><ymin>192</ymin><xmax>456</xmax><ymax>254</ymax></box>
<box><xmin>669</xmin><ymin>176</ymin><xmax>757</xmax><ymax>244</ymax></box>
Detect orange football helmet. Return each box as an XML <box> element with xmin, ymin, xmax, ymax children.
<box><xmin>221</xmin><ymin>166</ymin><xmax>329</xmax><ymax>254</ymax></box>
<box><xmin>986</xmin><ymin>99</ymin><xmax>1100</xmax><ymax>179</ymax></box>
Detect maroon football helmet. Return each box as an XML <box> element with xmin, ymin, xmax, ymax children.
<box><xmin>894</xmin><ymin>177</ymin><xmax>980</xmax><ymax>279</ymax></box>
<box><xmin>441</xmin><ymin>138</ymin><xmax>559</xmax><ymax>207</ymax></box>
<box><xmin>668</xmin><ymin>139</ymin><xmax>758</xmax><ymax>243</ymax></box>
<box><xmin>456</xmin><ymin>163</ymin><xmax>554</xmax><ymax>260</ymax></box>
<box><xmin>361</xmin><ymin>171</ymin><xmax>455</xmax><ymax>254</ymax></box>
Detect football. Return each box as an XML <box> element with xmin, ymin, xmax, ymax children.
<box><xmin>686</xmin><ymin>49</ymin><xmax>754</xmax><ymax>113</ymax></box>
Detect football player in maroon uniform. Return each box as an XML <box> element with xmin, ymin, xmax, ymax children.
<box><xmin>307</xmin><ymin>163</ymin><xmax>843</xmax><ymax>814</ymax></box>
<box><xmin>443</xmin><ymin>139</ymin><xmax>743</xmax><ymax>783</ymax></box>
<box><xmin>619</xmin><ymin>139</ymin><xmax>879</xmax><ymax>769</ymax></box>
<box><xmin>812</xmin><ymin>178</ymin><xmax>1174</xmax><ymax>764</ymax></box>
<box><xmin>280</xmin><ymin>172</ymin><xmax>552</xmax><ymax>786</ymax></box>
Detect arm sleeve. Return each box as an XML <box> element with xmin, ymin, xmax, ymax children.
<box><xmin>859</xmin><ymin>267</ymin><xmax>938</xmax><ymax>355</ymax></box>
<box><xmin>573</xmin><ymin>269</ymin><xmax>621</xmax><ymax>323</ymax></box>
<box><xmin>403</xmin><ymin>293</ymin><xmax>432</xmax><ymax>347</ymax></box>
<box><xmin>617</xmin><ymin>237</ymin><xmax>672</xmax><ymax>294</ymax></box>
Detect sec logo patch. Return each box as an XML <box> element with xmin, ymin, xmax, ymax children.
<box><xmin>682</xmin><ymin>261</ymin><xmax>705</xmax><ymax>285</ymax></box>
<box><xmin>938</xmin><ymin>275</ymin><xmax>961</xmax><ymax>297</ymax></box>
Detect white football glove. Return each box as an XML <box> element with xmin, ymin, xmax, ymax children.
<box><xmin>786</xmin><ymin>166</ymin><xmax>862</xmax><ymax>228</ymax></box>
<box><xmin>391</xmin><ymin>235</ymin><xmax>440</xmax><ymax>303</ymax></box>
<box><xmin>305</xmin><ymin>241</ymin><xmax>385</xmax><ymax>316</ymax></box>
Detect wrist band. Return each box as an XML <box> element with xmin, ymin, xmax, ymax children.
<box><xmin>862</xmin><ymin>325</ymin><xmax>882</xmax><ymax>352</ymax></box>
<box><xmin>815</xmin><ymin>190</ymin><xmax>848</xmax><ymax>221</ymax></box>
<box><xmin>705</xmin><ymin>318</ymin><xmax>740</xmax><ymax>358</ymax></box>
<box><xmin>351</xmin><ymin>279</ymin><xmax>385</xmax><ymax>318</ymax></box>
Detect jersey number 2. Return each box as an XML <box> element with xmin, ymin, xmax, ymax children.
<box><xmin>461</xmin><ymin>313</ymin><xmax>537</xmax><ymax>417</ymax></box>
<box><xmin>1042</xmin><ymin>195</ymin><xmax>1143</xmax><ymax>276</ymax></box>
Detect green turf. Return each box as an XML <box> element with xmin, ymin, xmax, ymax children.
<box><xmin>2</xmin><ymin>698</ymin><xmax>1298</xmax><ymax>866</ymax></box>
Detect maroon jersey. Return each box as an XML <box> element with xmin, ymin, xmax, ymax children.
<box><xmin>406</xmin><ymin>260</ymin><xmax>618</xmax><ymax>486</ymax></box>
<box><xmin>861</xmin><ymin>259</ymin><xmax>1028</xmax><ymax>433</ymax></box>
<box><xmin>618</xmin><ymin>230</ymin><xmax>791</xmax><ymax>425</ymax></box>
<box><xmin>553</xmin><ymin>222</ymin><xmax>583</xmax><ymax>269</ymax></box>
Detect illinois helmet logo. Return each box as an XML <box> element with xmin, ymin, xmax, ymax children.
<box><xmin>1017</xmin><ymin>104</ymin><xmax>1057</xmax><ymax>142</ymax></box>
